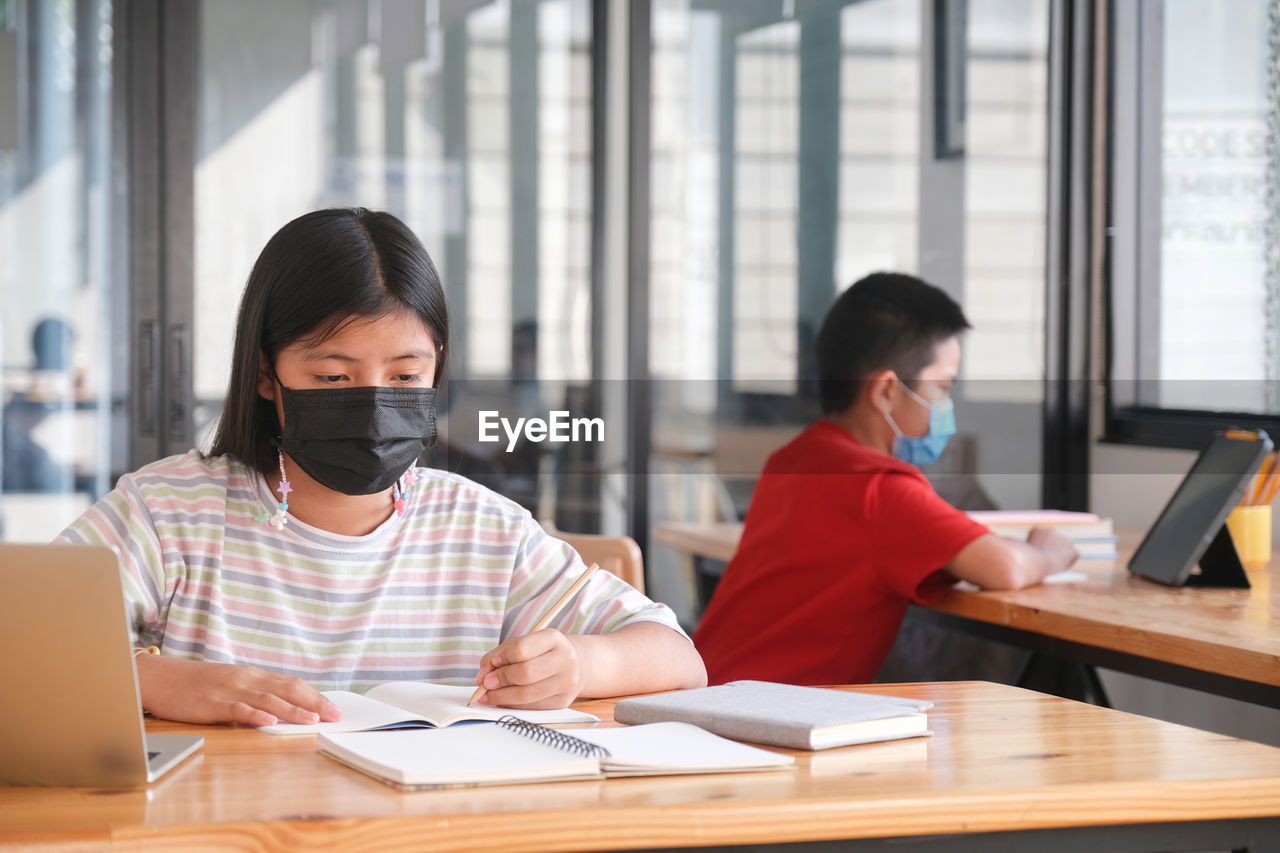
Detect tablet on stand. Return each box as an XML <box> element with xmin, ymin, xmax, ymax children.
<box><xmin>1128</xmin><ymin>429</ymin><xmax>1272</xmax><ymax>589</ymax></box>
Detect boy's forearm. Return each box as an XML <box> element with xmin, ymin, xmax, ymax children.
<box><xmin>569</xmin><ymin>621</ymin><xmax>707</xmax><ymax>699</ymax></box>
<box><xmin>949</xmin><ymin>533</ymin><xmax>1062</xmax><ymax>590</ymax></box>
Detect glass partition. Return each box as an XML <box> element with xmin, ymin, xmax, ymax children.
<box><xmin>0</xmin><ymin>0</ymin><xmax>120</xmax><ymax>541</ymax></box>
<box><xmin>195</xmin><ymin>0</ymin><xmax>596</xmax><ymax>526</ymax></box>
<box><xmin>646</xmin><ymin>0</ymin><xmax>1051</xmax><ymax>625</ymax></box>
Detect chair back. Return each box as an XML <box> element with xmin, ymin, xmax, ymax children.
<box><xmin>539</xmin><ymin>521</ymin><xmax>645</xmax><ymax>593</ymax></box>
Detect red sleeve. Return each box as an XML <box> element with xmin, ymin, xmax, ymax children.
<box><xmin>867</xmin><ymin>471</ymin><xmax>991</xmax><ymax>604</ymax></box>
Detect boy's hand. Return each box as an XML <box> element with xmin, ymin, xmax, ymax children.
<box><xmin>473</xmin><ymin>629</ymin><xmax>584</xmax><ymax>709</ymax></box>
<box><xmin>134</xmin><ymin>655</ymin><xmax>343</xmax><ymax>726</ymax></box>
<box><xmin>1027</xmin><ymin>527</ymin><xmax>1080</xmax><ymax>571</ymax></box>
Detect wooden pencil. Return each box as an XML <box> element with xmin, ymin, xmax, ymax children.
<box><xmin>467</xmin><ymin>562</ymin><xmax>601</xmax><ymax>706</ymax></box>
<box><xmin>1250</xmin><ymin>453</ymin><xmax>1276</xmax><ymax>505</ymax></box>
<box><xmin>1263</xmin><ymin>460</ymin><xmax>1280</xmax><ymax>505</ymax></box>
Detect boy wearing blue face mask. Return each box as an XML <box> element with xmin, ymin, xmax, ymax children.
<box><xmin>693</xmin><ymin>272</ymin><xmax>1078</xmax><ymax>686</ymax></box>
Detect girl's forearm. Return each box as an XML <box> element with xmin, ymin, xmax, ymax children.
<box><xmin>569</xmin><ymin>621</ymin><xmax>707</xmax><ymax>699</ymax></box>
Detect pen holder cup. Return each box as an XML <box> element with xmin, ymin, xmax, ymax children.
<box><xmin>1227</xmin><ymin>504</ymin><xmax>1272</xmax><ymax>570</ymax></box>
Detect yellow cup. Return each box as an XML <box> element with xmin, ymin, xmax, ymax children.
<box><xmin>1227</xmin><ymin>504</ymin><xmax>1272</xmax><ymax>570</ymax></box>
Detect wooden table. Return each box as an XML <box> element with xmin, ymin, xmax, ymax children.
<box><xmin>4</xmin><ymin>682</ymin><xmax>1280</xmax><ymax>852</ymax></box>
<box><xmin>652</xmin><ymin>521</ymin><xmax>1280</xmax><ymax>707</ymax></box>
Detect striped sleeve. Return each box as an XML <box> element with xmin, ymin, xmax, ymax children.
<box><xmin>56</xmin><ymin>473</ymin><xmax>171</xmax><ymax>647</ymax></box>
<box><xmin>500</xmin><ymin>519</ymin><xmax>688</xmax><ymax>641</ymax></box>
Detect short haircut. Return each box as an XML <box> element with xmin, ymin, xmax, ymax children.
<box><xmin>815</xmin><ymin>272</ymin><xmax>970</xmax><ymax>415</ymax></box>
<box><xmin>31</xmin><ymin>317</ymin><xmax>73</xmax><ymax>371</ymax></box>
<box><xmin>209</xmin><ymin>208</ymin><xmax>449</xmax><ymax>474</ymax></box>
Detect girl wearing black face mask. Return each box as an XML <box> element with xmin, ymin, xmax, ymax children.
<box><xmin>57</xmin><ymin>208</ymin><xmax>706</xmax><ymax>728</ymax></box>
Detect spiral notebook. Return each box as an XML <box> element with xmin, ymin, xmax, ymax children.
<box><xmin>317</xmin><ymin>716</ymin><xmax>795</xmax><ymax>789</ymax></box>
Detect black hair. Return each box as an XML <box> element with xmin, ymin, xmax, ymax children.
<box><xmin>209</xmin><ymin>208</ymin><xmax>449</xmax><ymax>474</ymax></box>
<box><xmin>815</xmin><ymin>271</ymin><xmax>969</xmax><ymax>416</ymax></box>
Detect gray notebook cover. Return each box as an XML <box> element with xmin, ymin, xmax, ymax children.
<box><xmin>613</xmin><ymin>681</ymin><xmax>932</xmax><ymax>750</ymax></box>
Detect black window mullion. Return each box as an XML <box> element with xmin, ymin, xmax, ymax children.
<box><xmin>122</xmin><ymin>0</ymin><xmax>163</xmax><ymax>469</ymax></box>
<box><xmin>626</xmin><ymin>0</ymin><xmax>651</xmax><ymax>555</ymax></box>
<box><xmin>121</xmin><ymin>0</ymin><xmax>195</xmax><ymax>469</ymax></box>
<box><xmin>160</xmin><ymin>0</ymin><xmax>196</xmax><ymax>455</ymax></box>
<box><xmin>1042</xmin><ymin>0</ymin><xmax>1094</xmax><ymax>510</ymax></box>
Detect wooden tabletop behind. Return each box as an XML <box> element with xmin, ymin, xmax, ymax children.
<box><xmin>652</xmin><ymin>522</ymin><xmax>1280</xmax><ymax>688</ymax></box>
<box><xmin>4</xmin><ymin>681</ymin><xmax>1280</xmax><ymax>851</ymax></box>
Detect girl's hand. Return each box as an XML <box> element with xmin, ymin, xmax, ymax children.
<box><xmin>473</xmin><ymin>629</ymin><xmax>585</xmax><ymax>709</ymax></box>
<box><xmin>134</xmin><ymin>655</ymin><xmax>343</xmax><ymax>726</ymax></box>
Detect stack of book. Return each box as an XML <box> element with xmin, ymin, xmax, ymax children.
<box><xmin>967</xmin><ymin>510</ymin><xmax>1117</xmax><ymax>559</ymax></box>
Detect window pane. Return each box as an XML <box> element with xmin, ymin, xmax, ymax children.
<box><xmin>962</xmin><ymin>0</ymin><xmax>1049</xmax><ymax>397</ymax></box>
<box><xmin>647</xmin><ymin>0</ymin><xmax>1051</xmax><ymax>626</ymax></box>
<box><xmin>195</xmin><ymin>0</ymin><xmax>593</xmax><ymax>520</ymax></box>
<box><xmin>1155</xmin><ymin>0</ymin><xmax>1273</xmax><ymax>412</ymax></box>
<box><xmin>0</xmin><ymin>0</ymin><xmax>119</xmax><ymax>541</ymax></box>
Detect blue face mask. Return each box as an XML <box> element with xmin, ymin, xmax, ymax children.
<box><xmin>884</xmin><ymin>380</ymin><xmax>956</xmax><ymax>467</ymax></box>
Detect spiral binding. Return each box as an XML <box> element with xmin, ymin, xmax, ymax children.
<box><xmin>496</xmin><ymin>715</ymin><xmax>612</xmax><ymax>759</ymax></box>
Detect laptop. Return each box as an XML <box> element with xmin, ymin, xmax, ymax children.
<box><xmin>0</xmin><ymin>543</ymin><xmax>203</xmax><ymax>786</ymax></box>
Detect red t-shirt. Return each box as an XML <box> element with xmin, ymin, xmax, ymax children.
<box><xmin>692</xmin><ymin>420</ymin><xmax>989</xmax><ymax>686</ymax></box>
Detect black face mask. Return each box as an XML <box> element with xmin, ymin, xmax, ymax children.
<box><xmin>278</xmin><ymin>386</ymin><xmax>438</xmax><ymax>496</ymax></box>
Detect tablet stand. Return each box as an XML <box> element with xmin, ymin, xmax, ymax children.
<box><xmin>1186</xmin><ymin>524</ymin><xmax>1251</xmax><ymax>588</ymax></box>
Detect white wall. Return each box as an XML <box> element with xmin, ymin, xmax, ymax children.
<box><xmin>1090</xmin><ymin>441</ymin><xmax>1280</xmax><ymax>747</ymax></box>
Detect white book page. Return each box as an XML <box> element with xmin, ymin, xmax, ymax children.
<box><xmin>260</xmin><ymin>682</ymin><xmax>598</xmax><ymax>735</ymax></box>
<box><xmin>954</xmin><ymin>568</ymin><xmax>1088</xmax><ymax>592</ymax></box>
<box><xmin>368</xmin><ymin>682</ymin><xmax>599</xmax><ymax>726</ymax></box>
<box><xmin>319</xmin><ymin>725</ymin><xmax>603</xmax><ymax>787</ymax></box>
<box><xmin>573</xmin><ymin>722</ymin><xmax>795</xmax><ymax>774</ymax></box>
<box><xmin>260</xmin><ymin>691</ymin><xmax>424</xmax><ymax>735</ymax></box>
<box><xmin>1043</xmin><ymin>569</ymin><xmax>1089</xmax><ymax>584</ymax></box>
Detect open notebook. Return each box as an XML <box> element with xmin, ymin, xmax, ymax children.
<box><xmin>317</xmin><ymin>718</ymin><xmax>795</xmax><ymax>789</ymax></box>
<box><xmin>261</xmin><ymin>682</ymin><xmax>597</xmax><ymax>734</ymax></box>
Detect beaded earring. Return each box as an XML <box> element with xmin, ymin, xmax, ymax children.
<box><xmin>393</xmin><ymin>468</ymin><xmax>419</xmax><ymax>516</ymax></box>
<box><xmin>258</xmin><ymin>455</ymin><xmax>416</xmax><ymax>529</ymax></box>
<box><xmin>257</xmin><ymin>450</ymin><xmax>292</xmax><ymax>530</ymax></box>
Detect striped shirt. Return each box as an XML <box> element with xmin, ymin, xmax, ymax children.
<box><xmin>57</xmin><ymin>450</ymin><xmax>684</xmax><ymax>692</ymax></box>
